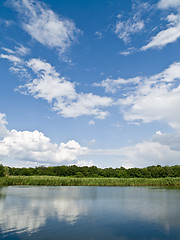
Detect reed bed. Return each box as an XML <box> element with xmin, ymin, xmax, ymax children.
<box><xmin>0</xmin><ymin>176</ymin><xmax>180</xmax><ymax>186</ymax></box>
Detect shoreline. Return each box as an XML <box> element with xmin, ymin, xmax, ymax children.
<box><xmin>0</xmin><ymin>176</ymin><xmax>180</xmax><ymax>186</ymax></box>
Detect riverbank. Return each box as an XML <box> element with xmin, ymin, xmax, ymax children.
<box><xmin>0</xmin><ymin>176</ymin><xmax>180</xmax><ymax>186</ymax></box>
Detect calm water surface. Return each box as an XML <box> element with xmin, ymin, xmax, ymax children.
<box><xmin>0</xmin><ymin>186</ymin><xmax>179</xmax><ymax>240</ymax></box>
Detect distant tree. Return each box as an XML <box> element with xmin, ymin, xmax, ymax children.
<box><xmin>75</xmin><ymin>172</ymin><xmax>84</xmax><ymax>178</ymax></box>
<box><xmin>0</xmin><ymin>164</ymin><xmax>4</xmax><ymax>177</ymax></box>
<box><xmin>3</xmin><ymin>164</ymin><xmax>180</xmax><ymax>178</ymax></box>
<box><xmin>3</xmin><ymin>166</ymin><xmax>10</xmax><ymax>176</ymax></box>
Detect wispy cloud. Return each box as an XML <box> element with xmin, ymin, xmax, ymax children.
<box><xmin>8</xmin><ymin>0</ymin><xmax>81</xmax><ymax>55</ymax></box>
<box><xmin>119</xmin><ymin>47</ymin><xmax>137</xmax><ymax>56</ymax></box>
<box><xmin>1</xmin><ymin>50</ymin><xmax>113</xmax><ymax>119</ymax></box>
<box><xmin>2</xmin><ymin>45</ymin><xmax>30</xmax><ymax>56</ymax></box>
<box><xmin>95</xmin><ymin>62</ymin><xmax>180</xmax><ymax>130</ymax></box>
<box><xmin>94</xmin><ymin>77</ymin><xmax>141</xmax><ymax>93</ymax></box>
<box><xmin>22</xmin><ymin>58</ymin><xmax>112</xmax><ymax>119</ymax></box>
<box><xmin>0</xmin><ymin>53</ymin><xmax>22</xmax><ymax>64</ymax></box>
<box><xmin>1</xmin><ymin>45</ymin><xmax>30</xmax><ymax>78</ymax></box>
<box><xmin>0</xmin><ymin>19</ymin><xmax>15</xmax><ymax>26</ymax></box>
<box><xmin>94</xmin><ymin>31</ymin><xmax>103</xmax><ymax>39</ymax></box>
<box><xmin>117</xmin><ymin>62</ymin><xmax>180</xmax><ymax>130</ymax></box>
<box><xmin>95</xmin><ymin>136</ymin><xmax>180</xmax><ymax>168</ymax></box>
<box><xmin>141</xmin><ymin>0</ymin><xmax>180</xmax><ymax>50</ymax></box>
<box><xmin>114</xmin><ymin>2</ymin><xmax>150</xmax><ymax>43</ymax></box>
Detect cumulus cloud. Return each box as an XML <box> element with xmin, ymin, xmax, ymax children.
<box><xmin>0</xmin><ymin>113</ymin><xmax>88</xmax><ymax>165</ymax></box>
<box><xmin>8</xmin><ymin>0</ymin><xmax>80</xmax><ymax>54</ymax></box>
<box><xmin>141</xmin><ymin>0</ymin><xmax>180</xmax><ymax>50</ymax></box>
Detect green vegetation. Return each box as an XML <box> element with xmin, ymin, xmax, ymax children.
<box><xmin>0</xmin><ymin>164</ymin><xmax>4</xmax><ymax>177</ymax></box>
<box><xmin>1</xmin><ymin>164</ymin><xmax>180</xmax><ymax>178</ymax></box>
<box><xmin>0</xmin><ymin>176</ymin><xmax>179</xmax><ymax>186</ymax></box>
<box><xmin>0</xmin><ymin>165</ymin><xmax>179</xmax><ymax>186</ymax></box>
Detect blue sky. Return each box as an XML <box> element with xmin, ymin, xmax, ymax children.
<box><xmin>0</xmin><ymin>0</ymin><xmax>180</xmax><ymax>168</ymax></box>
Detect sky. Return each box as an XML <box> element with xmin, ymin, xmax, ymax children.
<box><xmin>0</xmin><ymin>0</ymin><xmax>180</xmax><ymax>168</ymax></box>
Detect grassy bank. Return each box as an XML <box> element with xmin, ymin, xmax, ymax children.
<box><xmin>0</xmin><ymin>176</ymin><xmax>180</xmax><ymax>186</ymax></box>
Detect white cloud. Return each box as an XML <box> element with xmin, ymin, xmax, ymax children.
<box><xmin>1</xmin><ymin>51</ymin><xmax>113</xmax><ymax>119</ymax></box>
<box><xmin>9</xmin><ymin>0</ymin><xmax>81</xmax><ymax>54</ymax></box>
<box><xmin>94</xmin><ymin>77</ymin><xmax>141</xmax><ymax>93</ymax></box>
<box><xmin>115</xmin><ymin>62</ymin><xmax>180</xmax><ymax>130</ymax></box>
<box><xmin>16</xmin><ymin>58</ymin><xmax>113</xmax><ymax>119</ymax></box>
<box><xmin>75</xmin><ymin>160</ymin><xmax>94</xmax><ymax>167</ymax></box>
<box><xmin>1</xmin><ymin>45</ymin><xmax>31</xmax><ymax>78</ymax></box>
<box><xmin>95</xmin><ymin>138</ymin><xmax>180</xmax><ymax>168</ymax></box>
<box><xmin>21</xmin><ymin>58</ymin><xmax>77</xmax><ymax>102</ymax></box>
<box><xmin>57</xmin><ymin>93</ymin><xmax>112</xmax><ymax>119</ymax></box>
<box><xmin>96</xmin><ymin>62</ymin><xmax>180</xmax><ymax>130</ymax></box>
<box><xmin>158</xmin><ymin>0</ymin><xmax>180</xmax><ymax>9</ymax></box>
<box><xmin>114</xmin><ymin>2</ymin><xmax>151</xmax><ymax>43</ymax></box>
<box><xmin>119</xmin><ymin>47</ymin><xmax>137</xmax><ymax>56</ymax></box>
<box><xmin>0</xmin><ymin>113</ymin><xmax>88</xmax><ymax>165</ymax></box>
<box><xmin>88</xmin><ymin>120</ymin><xmax>95</xmax><ymax>125</ymax></box>
<box><xmin>167</xmin><ymin>13</ymin><xmax>179</xmax><ymax>25</ymax></box>
<box><xmin>115</xmin><ymin>18</ymin><xmax>144</xmax><ymax>43</ymax></box>
<box><xmin>141</xmin><ymin>23</ymin><xmax>180</xmax><ymax>50</ymax></box>
<box><xmin>15</xmin><ymin>45</ymin><xmax>30</xmax><ymax>56</ymax></box>
<box><xmin>0</xmin><ymin>53</ymin><xmax>22</xmax><ymax>64</ymax></box>
<box><xmin>2</xmin><ymin>45</ymin><xmax>30</xmax><ymax>56</ymax></box>
<box><xmin>0</xmin><ymin>187</ymin><xmax>88</xmax><ymax>234</ymax></box>
<box><xmin>141</xmin><ymin>0</ymin><xmax>180</xmax><ymax>50</ymax></box>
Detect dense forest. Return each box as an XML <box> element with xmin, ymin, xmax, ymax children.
<box><xmin>0</xmin><ymin>164</ymin><xmax>180</xmax><ymax>178</ymax></box>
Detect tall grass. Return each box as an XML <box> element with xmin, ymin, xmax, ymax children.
<box><xmin>0</xmin><ymin>176</ymin><xmax>180</xmax><ymax>186</ymax></box>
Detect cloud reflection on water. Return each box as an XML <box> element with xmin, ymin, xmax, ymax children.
<box><xmin>0</xmin><ymin>186</ymin><xmax>179</xmax><ymax>237</ymax></box>
<box><xmin>0</xmin><ymin>186</ymin><xmax>90</xmax><ymax>234</ymax></box>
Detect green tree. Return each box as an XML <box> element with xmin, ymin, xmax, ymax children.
<box><xmin>3</xmin><ymin>166</ymin><xmax>10</xmax><ymax>176</ymax></box>
<box><xmin>0</xmin><ymin>164</ymin><xmax>4</xmax><ymax>177</ymax></box>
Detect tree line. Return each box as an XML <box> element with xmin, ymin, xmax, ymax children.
<box><xmin>0</xmin><ymin>164</ymin><xmax>180</xmax><ymax>178</ymax></box>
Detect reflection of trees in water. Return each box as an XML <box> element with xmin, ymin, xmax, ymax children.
<box><xmin>0</xmin><ymin>187</ymin><xmax>7</xmax><ymax>200</ymax></box>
